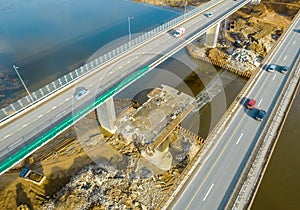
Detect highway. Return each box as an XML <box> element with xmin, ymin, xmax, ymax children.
<box><xmin>0</xmin><ymin>0</ymin><xmax>252</xmax><ymax>174</ymax></box>
<box><xmin>170</xmin><ymin>16</ymin><xmax>300</xmax><ymax>210</ymax></box>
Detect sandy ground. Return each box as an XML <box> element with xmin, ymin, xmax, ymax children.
<box><xmin>0</xmin><ymin>100</ymin><xmax>132</xmax><ymax>209</ymax></box>
<box><xmin>1</xmin><ymin>1</ymin><xmax>299</xmax><ymax>209</ymax></box>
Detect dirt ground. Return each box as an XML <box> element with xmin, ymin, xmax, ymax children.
<box><xmin>1</xmin><ymin>1</ymin><xmax>299</xmax><ymax>209</ymax></box>
<box><xmin>0</xmin><ymin>99</ymin><xmax>202</xmax><ymax>209</ymax></box>
<box><xmin>0</xmin><ymin>99</ymin><xmax>132</xmax><ymax>209</ymax></box>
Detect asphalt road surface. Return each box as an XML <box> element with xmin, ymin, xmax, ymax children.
<box><xmin>171</xmin><ymin>16</ymin><xmax>300</xmax><ymax>210</ymax></box>
<box><xmin>0</xmin><ymin>0</ymin><xmax>251</xmax><ymax>170</ymax></box>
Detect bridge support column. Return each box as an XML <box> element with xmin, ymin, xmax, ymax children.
<box><xmin>204</xmin><ymin>22</ymin><xmax>220</xmax><ymax>48</ymax></box>
<box><xmin>96</xmin><ymin>97</ymin><xmax>116</xmax><ymax>133</ymax></box>
<box><xmin>250</xmin><ymin>0</ymin><xmax>261</xmax><ymax>5</ymax></box>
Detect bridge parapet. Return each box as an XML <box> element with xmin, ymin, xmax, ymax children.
<box><xmin>0</xmin><ymin>0</ymin><xmax>225</xmax><ymax>125</ymax></box>
<box><xmin>229</xmin><ymin>53</ymin><xmax>300</xmax><ymax>210</ymax></box>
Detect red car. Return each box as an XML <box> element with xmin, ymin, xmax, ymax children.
<box><xmin>246</xmin><ymin>99</ymin><xmax>256</xmax><ymax>109</ymax></box>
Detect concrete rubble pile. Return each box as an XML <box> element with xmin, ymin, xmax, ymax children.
<box><xmin>228</xmin><ymin>48</ymin><xmax>261</xmax><ymax>71</ymax></box>
<box><xmin>42</xmin><ymin>162</ymin><xmax>182</xmax><ymax>210</ymax></box>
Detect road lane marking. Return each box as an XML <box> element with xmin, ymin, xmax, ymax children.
<box><xmin>293</xmin><ymin>40</ymin><xmax>296</xmax><ymax>45</ymax></box>
<box><xmin>272</xmin><ymin>74</ymin><xmax>277</xmax><ymax>80</ymax></box>
<box><xmin>185</xmin><ymin>73</ymin><xmax>272</xmax><ymax>209</ymax></box>
<box><xmin>65</xmin><ymin>98</ymin><xmax>70</xmax><ymax>102</ymax></box>
<box><xmin>283</xmin><ymin>55</ymin><xmax>287</xmax><ymax>61</ymax></box>
<box><xmin>258</xmin><ymin>98</ymin><xmax>263</xmax><ymax>107</ymax></box>
<box><xmin>3</xmin><ymin>134</ymin><xmax>11</xmax><ymax>140</ymax></box>
<box><xmin>38</xmin><ymin>114</ymin><xmax>43</xmax><ymax>118</ymax></box>
<box><xmin>185</xmin><ymin>114</ymin><xmax>247</xmax><ymax>209</ymax></box>
<box><xmin>56</xmin><ymin>111</ymin><xmax>66</xmax><ymax>118</ymax></box>
<box><xmin>52</xmin><ymin>106</ymin><xmax>57</xmax><ymax>110</ymax></box>
<box><xmin>236</xmin><ymin>133</ymin><xmax>244</xmax><ymax>145</ymax></box>
<box><xmin>203</xmin><ymin>184</ymin><xmax>214</xmax><ymax>201</ymax></box>
<box><xmin>88</xmin><ymin>84</ymin><xmax>93</xmax><ymax>87</ymax></box>
<box><xmin>22</xmin><ymin>124</ymin><xmax>28</xmax><ymax>128</ymax></box>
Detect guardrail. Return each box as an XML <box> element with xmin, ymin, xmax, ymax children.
<box><xmin>0</xmin><ymin>0</ymin><xmax>226</xmax><ymax>124</ymax></box>
<box><xmin>156</xmin><ymin>5</ymin><xmax>298</xmax><ymax>210</ymax></box>
<box><xmin>0</xmin><ymin>65</ymin><xmax>150</xmax><ymax>175</ymax></box>
<box><xmin>228</xmin><ymin>56</ymin><xmax>300</xmax><ymax>210</ymax></box>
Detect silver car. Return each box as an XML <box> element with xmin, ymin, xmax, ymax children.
<box><xmin>267</xmin><ymin>64</ymin><xmax>276</xmax><ymax>72</ymax></box>
<box><xmin>75</xmin><ymin>88</ymin><xmax>89</xmax><ymax>100</ymax></box>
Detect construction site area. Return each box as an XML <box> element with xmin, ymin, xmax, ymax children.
<box><xmin>0</xmin><ymin>85</ymin><xmax>206</xmax><ymax>209</ymax></box>
<box><xmin>0</xmin><ymin>0</ymin><xmax>299</xmax><ymax>209</ymax></box>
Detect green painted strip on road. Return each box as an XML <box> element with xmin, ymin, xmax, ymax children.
<box><xmin>0</xmin><ymin>65</ymin><xmax>150</xmax><ymax>174</ymax></box>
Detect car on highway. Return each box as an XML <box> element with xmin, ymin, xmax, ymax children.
<box><xmin>256</xmin><ymin>109</ymin><xmax>266</xmax><ymax>121</ymax></box>
<box><xmin>75</xmin><ymin>88</ymin><xmax>89</xmax><ymax>100</ymax></box>
<box><xmin>246</xmin><ymin>99</ymin><xmax>256</xmax><ymax>109</ymax></box>
<box><xmin>281</xmin><ymin>66</ymin><xmax>289</xmax><ymax>74</ymax></box>
<box><xmin>267</xmin><ymin>64</ymin><xmax>276</xmax><ymax>72</ymax></box>
<box><xmin>173</xmin><ymin>28</ymin><xmax>185</xmax><ymax>38</ymax></box>
<box><xmin>205</xmin><ymin>13</ymin><xmax>213</xmax><ymax>17</ymax></box>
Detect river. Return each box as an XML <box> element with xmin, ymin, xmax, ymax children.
<box><xmin>0</xmin><ymin>0</ymin><xmax>298</xmax><ymax>209</ymax></box>
<box><xmin>0</xmin><ymin>0</ymin><xmax>179</xmax><ymax>94</ymax></box>
<box><xmin>251</xmin><ymin>89</ymin><xmax>300</xmax><ymax>210</ymax></box>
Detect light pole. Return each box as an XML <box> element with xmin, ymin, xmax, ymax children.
<box><xmin>13</xmin><ymin>65</ymin><xmax>34</xmax><ymax>102</ymax></box>
<box><xmin>184</xmin><ymin>0</ymin><xmax>187</xmax><ymax>13</ymax></box>
<box><xmin>128</xmin><ymin>16</ymin><xmax>134</xmax><ymax>43</ymax></box>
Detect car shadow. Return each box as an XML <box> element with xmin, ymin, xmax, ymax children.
<box><xmin>246</xmin><ymin>107</ymin><xmax>260</xmax><ymax>120</ymax></box>
<box><xmin>240</xmin><ymin>97</ymin><xmax>259</xmax><ymax>120</ymax></box>
<box><xmin>167</xmin><ymin>29</ymin><xmax>174</xmax><ymax>36</ymax></box>
<box><xmin>239</xmin><ymin>96</ymin><xmax>247</xmax><ymax>107</ymax></box>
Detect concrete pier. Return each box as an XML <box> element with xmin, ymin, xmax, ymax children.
<box><xmin>250</xmin><ymin>0</ymin><xmax>261</xmax><ymax>5</ymax></box>
<box><xmin>204</xmin><ymin>22</ymin><xmax>220</xmax><ymax>48</ymax></box>
<box><xmin>96</xmin><ymin>97</ymin><xmax>116</xmax><ymax>133</ymax></box>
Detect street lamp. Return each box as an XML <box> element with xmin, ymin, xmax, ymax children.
<box><xmin>12</xmin><ymin>65</ymin><xmax>34</xmax><ymax>102</ymax></box>
<box><xmin>128</xmin><ymin>16</ymin><xmax>134</xmax><ymax>43</ymax></box>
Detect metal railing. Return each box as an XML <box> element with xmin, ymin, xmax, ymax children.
<box><xmin>0</xmin><ymin>0</ymin><xmax>226</xmax><ymax>124</ymax></box>
<box><xmin>156</xmin><ymin>6</ymin><xmax>298</xmax><ymax>210</ymax></box>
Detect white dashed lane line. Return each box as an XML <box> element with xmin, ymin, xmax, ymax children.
<box><xmin>235</xmin><ymin>133</ymin><xmax>244</xmax><ymax>145</ymax></box>
<box><xmin>203</xmin><ymin>184</ymin><xmax>214</xmax><ymax>202</ymax></box>
<box><xmin>3</xmin><ymin>134</ymin><xmax>11</xmax><ymax>140</ymax></box>
<box><xmin>258</xmin><ymin>98</ymin><xmax>263</xmax><ymax>106</ymax></box>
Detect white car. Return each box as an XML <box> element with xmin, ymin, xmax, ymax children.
<box><xmin>75</xmin><ymin>89</ymin><xmax>89</xmax><ymax>100</ymax></box>
<box><xmin>267</xmin><ymin>64</ymin><xmax>276</xmax><ymax>72</ymax></box>
<box><xmin>173</xmin><ymin>28</ymin><xmax>185</xmax><ymax>38</ymax></box>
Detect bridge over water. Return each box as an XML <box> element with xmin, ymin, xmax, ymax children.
<box><xmin>0</xmin><ymin>0</ymin><xmax>255</xmax><ymax>175</ymax></box>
